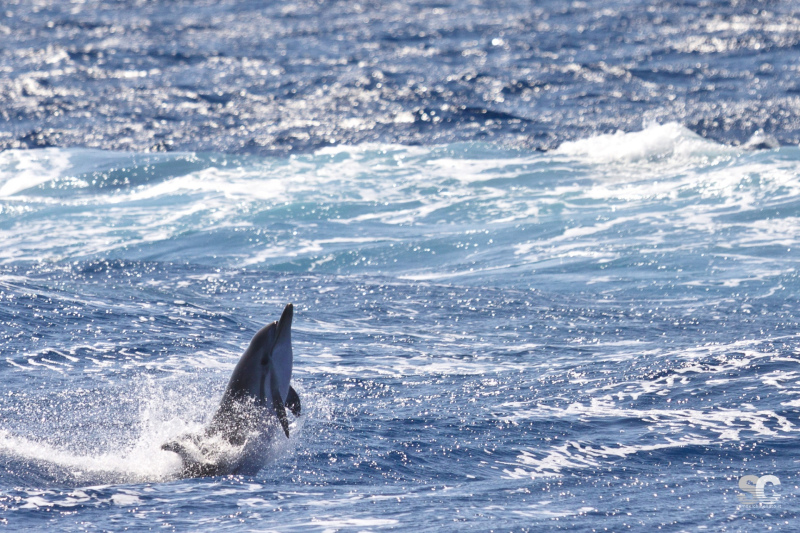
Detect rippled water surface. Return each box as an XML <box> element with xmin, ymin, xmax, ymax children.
<box><xmin>3</xmin><ymin>0</ymin><xmax>800</xmax><ymax>530</ymax></box>
<box><xmin>2</xmin><ymin>126</ymin><xmax>800</xmax><ymax>530</ymax></box>
<box><xmin>3</xmin><ymin>0</ymin><xmax>800</xmax><ymax>152</ymax></box>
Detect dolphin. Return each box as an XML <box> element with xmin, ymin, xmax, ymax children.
<box><xmin>161</xmin><ymin>303</ymin><xmax>302</xmax><ymax>478</ymax></box>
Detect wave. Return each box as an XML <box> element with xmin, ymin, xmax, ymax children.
<box><xmin>1</xmin><ymin>124</ymin><xmax>798</xmax><ymax>293</ymax></box>
<box><xmin>555</xmin><ymin>122</ymin><xmax>735</xmax><ymax>163</ymax></box>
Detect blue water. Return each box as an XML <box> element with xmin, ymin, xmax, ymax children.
<box><xmin>3</xmin><ymin>0</ymin><xmax>800</xmax><ymax>153</ymax></box>
<box><xmin>3</xmin><ymin>1</ymin><xmax>800</xmax><ymax>531</ymax></box>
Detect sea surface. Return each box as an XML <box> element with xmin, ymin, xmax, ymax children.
<box><xmin>2</xmin><ymin>1</ymin><xmax>800</xmax><ymax>532</ymax></box>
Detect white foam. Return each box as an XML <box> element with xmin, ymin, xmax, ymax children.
<box><xmin>0</xmin><ymin>148</ymin><xmax>73</xmax><ymax>197</ymax></box>
<box><xmin>0</xmin><ymin>428</ymin><xmax>181</xmax><ymax>483</ymax></box>
<box><xmin>501</xmin><ymin>438</ymin><xmax>709</xmax><ymax>480</ymax></box>
<box><xmin>555</xmin><ymin>122</ymin><xmax>733</xmax><ymax>164</ymax></box>
<box><xmin>0</xmin><ymin>371</ymin><xmax>310</xmax><ymax>486</ymax></box>
<box><xmin>308</xmin><ymin>517</ymin><xmax>400</xmax><ymax>528</ymax></box>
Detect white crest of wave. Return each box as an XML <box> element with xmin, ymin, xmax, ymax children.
<box><xmin>0</xmin><ymin>148</ymin><xmax>73</xmax><ymax>197</ymax></box>
<box><xmin>555</xmin><ymin>122</ymin><xmax>732</xmax><ymax>163</ymax></box>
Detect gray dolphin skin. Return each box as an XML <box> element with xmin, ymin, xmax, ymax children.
<box><xmin>161</xmin><ymin>303</ymin><xmax>302</xmax><ymax>478</ymax></box>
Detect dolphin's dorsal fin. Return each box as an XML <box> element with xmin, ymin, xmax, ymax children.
<box><xmin>162</xmin><ymin>438</ymin><xmax>200</xmax><ymax>471</ymax></box>
<box><xmin>287</xmin><ymin>386</ymin><xmax>301</xmax><ymax>417</ymax></box>
<box><xmin>162</xmin><ymin>440</ymin><xmax>219</xmax><ymax>478</ymax></box>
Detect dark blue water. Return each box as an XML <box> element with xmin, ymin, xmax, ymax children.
<box><xmin>2</xmin><ymin>1</ymin><xmax>800</xmax><ymax>531</ymax></box>
<box><xmin>2</xmin><ymin>0</ymin><xmax>800</xmax><ymax>153</ymax></box>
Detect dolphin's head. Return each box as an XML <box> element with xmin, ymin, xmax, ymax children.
<box><xmin>224</xmin><ymin>303</ymin><xmax>294</xmax><ymax>405</ymax></box>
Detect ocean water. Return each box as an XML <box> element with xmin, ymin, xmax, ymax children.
<box><xmin>3</xmin><ymin>0</ymin><xmax>800</xmax><ymax>531</ymax></box>
<box><xmin>3</xmin><ymin>0</ymin><xmax>800</xmax><ymax>153</ymax></box>
<box><xmin>2</xmin><ymin>125</ymin><xmax>799</xmax><ymax>530</ymax></box>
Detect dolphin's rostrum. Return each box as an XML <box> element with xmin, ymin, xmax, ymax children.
<box><xmin>162</xmin><ymin>303</ymin><xmax>301</xmax><ymax>478</ymax></box>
